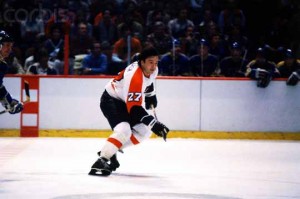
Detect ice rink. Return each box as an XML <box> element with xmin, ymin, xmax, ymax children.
<box><xmin>0</xmin><ymin>137</ymin><xmax>300</xmax><ymax>199</ymax></box>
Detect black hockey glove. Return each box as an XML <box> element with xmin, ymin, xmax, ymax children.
<box><xmin>145</xmin><ymin>95</ymin><xmax>157</xmax><ymax>110</ymax></box>
<box><xmin>0</xmin><ymin>85</ymin><xmax>24</xmax><ymax>114</ymax></box>
<box><xmin>151</xmin><ymin>120</ymin><xmax>169</xmax><ymax>140</ymax></box>
<box><xmin>141</xmin><ymin>115</ymin><xmax>169</xmax><ymax>139</ymax></box>
<box><xmin>257</xmin><ymin>74</ymin><xmax>272</xmax><ymax>88</ymax></box>
<box><xmin>6</xmin><ymin>99</ymin><xmax>24</xmax><ymax>114</ymax></box>
<box><xmin>286</xmin><ymin>71</ymin><xmax>300</xmax><ymax>86</ymax></box>
<box><xmin>254</xmin><ymin>69</ymin><xmax>272</xmax><ymax>88</ymax></box>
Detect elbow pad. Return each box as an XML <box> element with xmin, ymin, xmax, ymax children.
<box><xmin>130</xmin><ymin>105</ymin><xmax>155</xmax><ymax>126</ymax></box>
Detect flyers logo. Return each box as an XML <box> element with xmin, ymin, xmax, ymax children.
<box><xmin>127</xmin><ymin>92</ymin><xmax>142</xmax><ymax>102</ymax></box>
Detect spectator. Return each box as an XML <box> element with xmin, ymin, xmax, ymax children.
<box><xmin>246</xmin><ymin>47</ymin><xmax>280</xmax><ymax>88</ymax></box>
<box><xmin>19</xmin><ymin>10</ymin><xmax>44</xmax><ymax>51</ymax></box>
<box><xmin>179</xmin><ymin>25</ymin><xmax>200</xmax><ymax>56</ymax></box>
<box><xmin>81</xmin><ymin>41</ymin><xmax>108</xmax><ymax>75</ymax></box>
<box><xmin>122</xmin><ymin>0</ymin><xmax>144</xmax><ymax>25</ymax></box>
<box><xmin>23</xmin><ymin>33</ymin><xmax>47</xmax><ymax>71</ymax></box>
<box><xmin>145</xmin><ymin>21</ymin><xmax>173</xmax><ymax>57</ymax></box>
<box><xmin>70</xmin><ymin>10</ymin><xmax>93</xmax><ymax>38</ymax></box>
<box><xmin>189</xmin><ymin>0</ymin><xmax>205</xmax><ymax>24</ymax></box>
<box><xmin>89</xmin><ymin>0</ymin><xmax>116</xmax><ymax>27</ymax></box>
<box><xmin>202</xmin><ymin>20</ymin><xmax>219</xmax><ymax>40</ymax></box>
<box><xmin>44</xmin><ymin>5</ymin><xmax>71</xmax><ymax>38</ymax></box>
<box><xmin>138</xmin><ymin>0</ymin><xmax>156</xmax><ymax>24</ymax></box>
<box><xmin>208</xmin><ymin>33</ymin><xmax>229</xmax><ymax>60</ymax></box>
<box><xmin>168</xmin><ymin>8</ymin><xmax>195</xmax><ymax>39</ymax></box>
<box><xmin>159</xmin><ymin>40</ymin><xmax>191</xmax><ymax>76</ymax></box>
<box><xmin>26</xmin><ymin>48</ymin><xmax>57</xmax><ymax>75</ymax></box>
<box><xmin>224</xmin><ymin>24</ymin><xmax>248</xmax><ymax>51</ymax></box>
<box><xmin>189</xmin><ymin>38</ymin><xmax>219</xmax><ymax>76</ymax></box>
<box><xmin>117</xmin><ymin>15</ymin><xmax>144</xmax><ymax>41</ymax></box>
<box><xmin>6</xmin><ymin>53</ymin><xmax>25</xmax><ymax>74</ymax></box>
<box><xmin>198</xmin><ymin>7</ymin><xmax>217</xmax><ymax>36</ymax></box>
<box><xmin>43</xmin><ymin>25</ymin><xmax>64</xmax><ymax>74</ymax></box>
<box><xmin>96</xmin><ymin>10</ymin><xmax>118</xmax><ymax>45</ymax></box>
<box><xmin>70</xmin><ymin>22</ymin><xmax>94</xmax><ymax>57</ymax></box>
<box><xmin>218</xmin><ymin>0</ymin><xmax>246</xmax><ymax>36</ymax></box>
<box><xmin>219</xmin><ymin>42</ymin><xmax>248</xmax><ymax>77</ymax></box>
<box><xmin>44</xmin><ymin>25</ymin><xmax>64</xmax><ymax>60</ymax></box>
<box><xmin>146</xmin><ymin>9</ymin><xmax>170</xmax><ymax>34</ymax></box>
<box><xmin>100</xmin><ymin>41</ymin><xmax>114</xmax><ymax>75</ymax></box>
<box><xmin>111</xmin><ymin>25</ymin><xmax>142</xmax><ymax>73</ymax></box>
<box><xmin>68</xmin><ymin>0</ymin><xmax>90</xmax><ymax>14</ymax></box>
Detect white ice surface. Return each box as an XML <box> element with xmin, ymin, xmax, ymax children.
<box><xmin>0</xmin><ymin>138</ymin><xmax>300</xmax><ymax>199</ymax></box>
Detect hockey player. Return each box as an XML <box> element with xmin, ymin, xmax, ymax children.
<box><xmin>0</xmin><ymin>30</ymin><xmax>23</xmax><ymax>114</ymax></box>
<box><xmin>246</xmin><ymin>47</ymin><xmax>280</xmax><ymax>88</ymax></box>
<box><xmin>277</xmin><ymin>49</ymin><xmax>300</xmax><ymax>86</ymax></box>
<box><xmin>89</xmin><ymin>46</ymin><xmax>169</xmax><ymax>176</ymax></box>
<box><xmin>219</xmin><ymin>42</ymin><xmax>248</xmax><ymax>77</ymax></box>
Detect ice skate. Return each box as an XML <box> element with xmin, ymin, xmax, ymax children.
<box><xmin>89</xmin><ymin>157</ymin><xmax>111</xmax><ymax>176</ymax></box>
<box><xmin>97</xmin><ymin>151</ymin><xmax>120</xmax><ymax>172</ymax></box>
<box><xmin>110</xmin><ymin>154</ymin><xmax>120</xmax><ymax>171</ymax></box>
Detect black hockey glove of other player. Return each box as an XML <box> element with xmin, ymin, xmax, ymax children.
<box><xmin>141</xmin><ymin>115</ymin><xmax>169</xmax><ymax>138</ymax></box>
<box><xmin>145</xmin><ymin>95</ymin><xmax>157</xmax><ymax>110</ymax></box>
<box><xmin>286</xmin><ymin>71</ymin><xmax>300</xmax><ymax>86</ymax></box>
<box><xmin>0</xmin><ymin>85</ymin><xmax>24</xmax><ymax>114</ymax></box>
<box><xmin>5</xmin><ymin>99</ymin><xmax>23</xmax><ymax>114</ymax></box>
<box><xmin>253</xmin><ymin>68</ymin><xmax>272</xmax><ymax>88</ymax></box>
<box><xmin>257</xmin><ymin>74</ymin><xmax>272</xmax><ymax>88</ymax></box>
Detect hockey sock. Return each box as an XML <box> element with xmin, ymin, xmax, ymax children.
<box><xmin>100</xmin><ymin>122</ymin><xmax>132</xmax><ymax>159</ymax></box>
<box><xmin>121</xmin><ymin>123</ymin><xmax>152</xmax><ymax>150</ymax></box>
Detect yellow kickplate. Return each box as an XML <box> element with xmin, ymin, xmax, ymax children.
<box><xmin>1</xmin><ymin>129</ymin><xmax>300</xmax><ymax>140</ymax></box>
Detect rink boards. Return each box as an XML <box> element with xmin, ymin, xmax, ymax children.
<box><xmin>0</xmin><ymin>76</ymin><xmax>299</xmax><ymax>139</ymax></box>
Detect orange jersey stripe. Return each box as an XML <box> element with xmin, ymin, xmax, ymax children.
<box><xmin>126</xmin><ymin>67</ymin><xmax>143</xmax><ymax>112</ymax></box>
<box><xmin>107</xmin><ymin>137</ymin><xmax>123</xmax><ymax>148</ymax></box>
<box><xmin>130</xmin><ymin>134</ymin><xmax>140</xmax><ymax>145</ymax></box>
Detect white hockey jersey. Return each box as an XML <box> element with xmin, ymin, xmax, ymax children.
<box><xmin>105</xmin><ymin>61</ymin><xmax>157</xmax><ymax>112</ymax></box>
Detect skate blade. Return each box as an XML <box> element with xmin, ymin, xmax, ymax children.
<box><xmin>89</xmin><ymin>168</ymin><xmax>111</xmax><ymax>176</ymax></box>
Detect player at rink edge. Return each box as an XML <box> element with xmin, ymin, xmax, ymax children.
<box><xmin>89</xmin><ymin>46</ymin><xmax>170</xmax><ymax>176</ymax></box>
<box><xmin>0</xmin><ymin>30</ymin><xmax>23</xmax><ymax>114</ymax></box>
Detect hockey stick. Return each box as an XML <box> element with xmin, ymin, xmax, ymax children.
<box><xmin>0</xmin><ymin>81</ymin><xmax>30</xmax><ymax>114</ymax></box>
<box><xmin>151</xmin><ymin>105</ymin><xmax>167</xmax><ymax>142</ymax></box>
<box><xmin>24</xmin><ymin>80</ymin><xmax>30</xmax><ymax>102</ymax></box>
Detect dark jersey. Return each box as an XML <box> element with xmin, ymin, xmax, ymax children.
<box><xmin>189</xmin><ymin>54</ymin><xmax>218</xmax><ymax>76</ymax></box>
<box><xmin>0</xmin><ymin>59</ymin><xmax>12</xmax><ymax>103</ymax></box>
<box><xmin>0</xmin><ymin>60</ymin><xmax>8</xmax><ymax>86</ymax></box>
<box><xmin>159</xmin><ymin>53</ymin><xmax>190</xmax><ymax>76</ymax></box>
<box><xmin>219</xmin><ymin>56</ymin><xmax>248</xmax><ymax>77</ymax></box>
<box><xmin>246</xmin><ymin>60</ymin><xmax>280</xmax><ymax>78</ymax></box>
<box><xmin>277</xmin><ymin>60</ymin><xmax>300</xmax><ymax>78</ymax></box>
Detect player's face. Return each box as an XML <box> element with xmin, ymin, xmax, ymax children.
<box><xmin>141</xmin><ymin>56</ymin><xmax>159</xmax><ymax>76</ymax></box>
<box><xmin>0</xmin><ymin>42</ymin><xmax>13</xmax><ymax>58</ymax></box>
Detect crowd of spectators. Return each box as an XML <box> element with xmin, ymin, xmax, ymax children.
<box><xmin>1</xmin><ymin>0</ymin><xmax>300</xmax><ymax>82</ymax></box>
